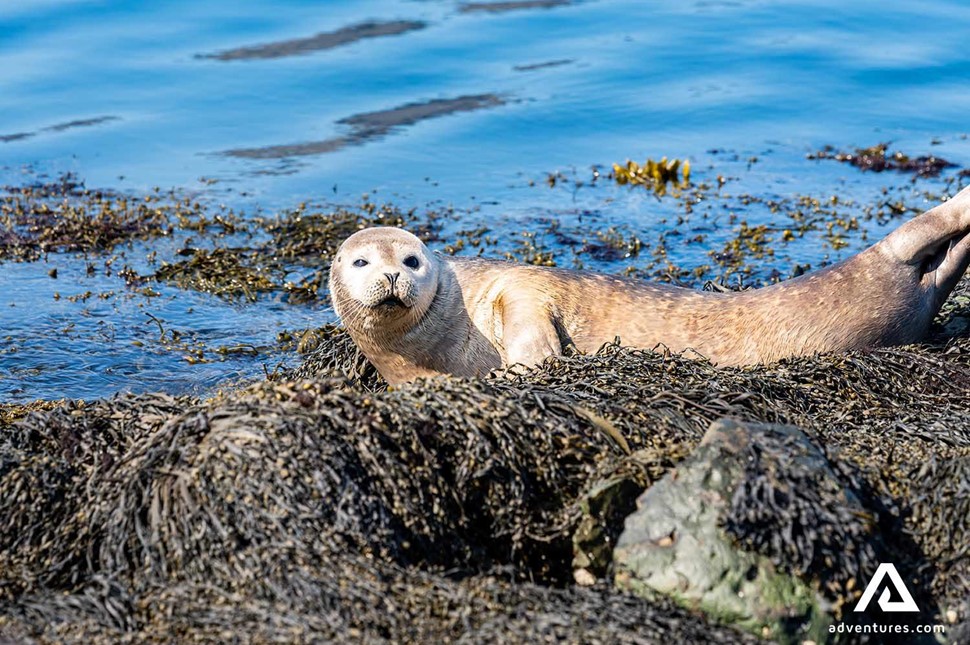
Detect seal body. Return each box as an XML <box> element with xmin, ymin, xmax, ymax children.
<box><xmin>329</xmin><ymin>187</ymin><xmax>970</xmax><ymax>384</ymax></box>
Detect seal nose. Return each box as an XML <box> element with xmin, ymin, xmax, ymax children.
<box><xmin>384</xmin><ymin>272</ymin><xmax>400</xmax><ymax>293</ymax></box>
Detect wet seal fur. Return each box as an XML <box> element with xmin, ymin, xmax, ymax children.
<box><xmin>329</xmin><ymin>186</ymin><xmax>970</xmax><ymax>384</ymax></box>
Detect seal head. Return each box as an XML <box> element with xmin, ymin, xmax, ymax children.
<box><xmin>329</xmin><ymin>227</ymin><xmax>439</xmax><ymax>335</ymax></box>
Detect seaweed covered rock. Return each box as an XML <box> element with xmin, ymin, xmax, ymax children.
<box><xmin>906</xmin><ymin>455</ymin><xmax>970</xmax><ymax>631</ymax></box>
<box><xmin>572</xmin><ymin>470</ymin><xmax>645</xmax><ymax>584</ymax></box>
<box><xmin>612</xmin><ymin>419</ymin><xmax>877</xmax><ymax>643</ymax></box>
<box><xmin>0</xmin><ymin>369</ymin><xmax>748</xmax><ymax>642</ymax></box>
<box><xmin>278</xmin><ymin>323</ymin><xmax>384</xmax><ymax>387</ymax></box>
<box><xmin>0</xmin><ymin>570</ymin><xmax>759</xmax><ymax>644</ymax></box>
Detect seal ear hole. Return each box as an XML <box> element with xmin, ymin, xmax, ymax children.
<box><xmin>403</xmin><ymin>255</ymin><xmax>420</xmax><ymax>269</ymax></box>
<box><xmin>353</xmin><ymin>258</ymin><xmax>369</xmax><ymax>268</ymax></box>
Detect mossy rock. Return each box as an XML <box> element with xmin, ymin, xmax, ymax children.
<box><xmin>613</xmin><ymin>419</ymin><xmax>851</xmax><ymax>643</ymax></box>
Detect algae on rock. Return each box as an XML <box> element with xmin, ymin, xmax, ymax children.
<box><xmin>613</xmin><ymin>420</ymin><xmax>836</xmax><ymax>643</ymax></box>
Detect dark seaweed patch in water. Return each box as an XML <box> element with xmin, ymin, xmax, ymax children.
<box><xmin>260</xmin><ymin>201</ymin><xmax>413</xmax><ymax>263</ymax></box>
<box><xmin>153</xmin><ymin>248</ymin><xmax>281</xmax><ymax>302</ymax></box>
<box><xmin>224</xmin><ymin>94</ymin><xmax>505</xmax><ymax>159</ymax></box>
<box><xmin>808</xmin><ymin>143</ymin><xmax>958</xmax><ymax>178</ymax></box>
<box><xmin>0</xmin><ymin>132</ymin><xmax>33</xmax><ymax>144</ymax></box>
<box><xmin>460</xmin><ymin>0</ymin><xmax>572</xmax><ymax>13</ymax></box>
<box><xmin>513</xmin><ymin>58</ymin><xmax>574</xmax><ymax>71</ymax></box>
<box><xmin>197</xmin><ymin>20</ymin><xmax>427</xmax><ymax>61</ymax></box>
<box><xmin>44</xmin><ymin>117</ymin><xmax>120</xmax><ymax>133</ymax></box>
<box><xmin>150</xmin><ymin>202</ymin><xmax>418</xmax><ymax>302</ymax></box>
<box><xmin>0</xmin><ymin>116</ymin><xmax>119</xmax><ymax>144</ymax></box>
<box><xmin>0</xmin><ymin>180</ymin><xmax>172</xmax><ymax>261</ymax></box>
<box><xmin>337</xmin><ymin>95</ymin><xmax>505</xmax><ymax>131</ymax></box>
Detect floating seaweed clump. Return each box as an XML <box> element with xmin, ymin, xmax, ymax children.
<box><xmin>1</xmin><ymin>278</ymin><xmax>969</xmax><ymax>641</ymax></box>
<box><xmin>611</xmin><ymin>157</ymin><xmax>691</xmax><ymax>194</ymax></box>
<box><xmin>0</xmin><ymin>184</ymin><xmax>171</xmax><ymax>261</ymax></box>
<box><xmin>808</xmin><ymin>143</ymin><xmax>957</xmax><ymax>178</ymax></box>
<box><xmin>709</xmin><ymin>221</ymin><xmax>775</xmax><ymax>271</ymax></box>
<box><xmin>260</xmin><ymin>202</ymin><xmax>412</xmax><ymax>263</ymax></box>
<box><xmin>154</xmin><ymin>248</ymin><xmax>280</xmax><ymax>301</ymax></box>
<box><xmin>0</xmin><ymin>174</ymin><xmax>258</xmax><ymax>263</ymax></box>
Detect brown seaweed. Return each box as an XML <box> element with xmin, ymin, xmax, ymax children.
<box><xmin>808</xmin><ymin>143</ymin><xmax>957</xmax><ymax>178</ymax></box>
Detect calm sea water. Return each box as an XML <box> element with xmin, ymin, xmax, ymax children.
<box><xmin>2</xmin><ymin>0</ymin><xmax>970</xmax><ymax>401</ymax></box>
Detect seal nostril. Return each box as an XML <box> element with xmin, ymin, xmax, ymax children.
<box><xmin>384</xmin><ymin>272</ymin><xmax>400</xmax><ymax>291</ymax></box>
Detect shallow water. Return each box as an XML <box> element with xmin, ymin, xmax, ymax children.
<box><xmin>2</xmin><ymin>0</ymin><xmax>970</xmax><ymax>401</ymax></box>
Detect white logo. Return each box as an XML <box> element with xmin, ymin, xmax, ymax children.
<box><xmin>854</xmin><ymin>563</ymin><xmax>919</xmax><ymax>613</ymax></box>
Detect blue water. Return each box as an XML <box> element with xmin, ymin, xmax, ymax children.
<box><xmin>2</xmin><ymin>0</ymin><xmax>970</xmax><ymax>401</ymax></box>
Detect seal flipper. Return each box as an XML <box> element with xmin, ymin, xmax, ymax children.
<box><xmin>881</xmin><ymin>185</ymin><xmax>970</xmax><ymax>267</ymax></box>
<box><xmin>498</xmin><ymin>293</ymin><xmax>562</xmax><ymax>370</ymax></box>
<box><xmin>927</xmin><ymin>229</ymin><xmax>970</xmax><ymax>295</ymax></box>
<box><xmin>878</xmin><ymin>186</ymin><xmax>970</xmax><ymax>301</ymax></box>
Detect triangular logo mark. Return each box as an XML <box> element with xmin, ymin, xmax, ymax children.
<box><xmin>854</xmin><ymin>563</ymin><xmax>919</xmax><ymax>613</ymax></box>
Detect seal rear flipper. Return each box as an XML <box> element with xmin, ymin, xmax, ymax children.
<box><xmin>881</xmin><ymin>185</ymin><xmax>970</xmax><ymax>268</ymax></box>
<box><xmin>907</xmin><ymin>224</ymin><xmax>970</xmax><ymax>320</ymax></box>
<box><xmin>926</xmin><ymin>229</ymin><xmax>970</xmax><ymax>295</ymax></box>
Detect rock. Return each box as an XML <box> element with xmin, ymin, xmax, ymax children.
<box><xmin>573</xmin><ymin>473</ymin><xmax>643</xmax><ymax>583</ymax></box>
<box><xmin>613</xmin><ymin>419</ymin><xmax>848</xmax><ymax>644</ymax></box>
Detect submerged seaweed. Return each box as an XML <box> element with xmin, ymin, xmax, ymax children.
<box><xmin>154</xmin><ymin>248</ymin><xmax>279</xmax><ymax>301</ymax></box>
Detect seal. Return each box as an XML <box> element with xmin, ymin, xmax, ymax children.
<box><xmin>329</xmin><ymin>186</ymin><xmax>970</xmax><ymax>384</ymax></box>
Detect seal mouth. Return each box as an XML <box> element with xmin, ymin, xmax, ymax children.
<box><xmin>374</xmin><ymin>295</ymin><xmax>408</xmax><ymax>309</ymax></box>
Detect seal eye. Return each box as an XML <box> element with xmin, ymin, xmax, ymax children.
<box><xmin>352</xmin><ymin>258</ymin><xmax>369</xmax><ymax>268</ymax></box>
<box><xmin>403</xmin><ymin>255</ymin><xmax>420</xmax><ymax>269</ymax></box>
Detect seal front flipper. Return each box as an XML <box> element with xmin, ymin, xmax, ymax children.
<box><xmin>495</xmin><ymin>290</ymin><xmax>562</xmax><ymax>370</ymax></box>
